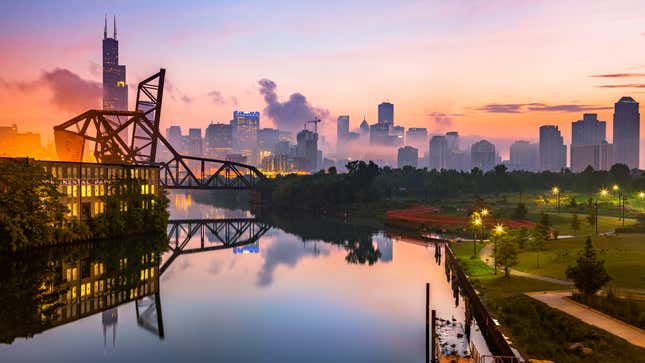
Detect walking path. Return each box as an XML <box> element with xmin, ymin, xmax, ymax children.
<box><xmin>526</xmin><ymin>290</ymin><xmax>645</xmax><ymax>349</ymax></box>
<box><xmin>479</xmin><ymin>244</ymin><xmax>572</xmax><ymax>285</ymax></box>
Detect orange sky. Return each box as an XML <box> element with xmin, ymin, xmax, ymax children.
<box><xmin>1</xmin><ymin>1</ymin><xmax>644</xmax><ymax>163</ymax></box>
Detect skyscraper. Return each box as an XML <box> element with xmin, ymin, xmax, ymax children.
<box><xmin>509</xmin><ymin>140</ymin><xmax>539</xmax><ymax>171</ymax></box>
<box><xmin>539</xmin><ymin>125</ymin><xmax>566</xmax><ymax>172</ymax></box>
<box><xmin>186</xmin><ymin>128</ymin><xmax>202</xmax><ymax>156</ymax></box>
<box><xmin>470</xmin><ymin>140</ymin><xmax>496</xmax><ymax>171</ymax></box>
<box><xmin>429</xmin><ymin>135</ymin><xmax>448</xmax><ymax>170</ymax></box>
<box><xmin>102</xmin><ymin>15</ymin><xmax>127</xmax><ymax>111</ymax></box>
<box><xmin>296</xmin><ymin>129</ymin><xmax>318</xmax><ymax>171</ymax></box>
<box><xmin>337</xmin><ymin>115</ymin><xmax>349</xmax><ymax>142</ymax></box>
<box><xmin>406</xmin><ymin>128</ymin><xmax>428</xmax><ymax>152</ymax></box>
<box><xmin>378</xmin><ymin>102</ymin><xmax>394</xmax><ymax>126</ymax></box>
<box><xmin>369</xmin><ymin>123</ymin><xmax>390</xmax><ymax>145</ymax></box>
<box><xmin>205</xmin><ymin>123</ymin><xmax>232</xmax><ymax>158</ymax></box>
<box><xmin>613</xmin><ymin>96</ymin><xmax>640</xmax><ymax>169</ymax></box>
<box><xmin>570</xmin><ymin>114</ymin><xmax>612</xmax><ymax>172</ymax></box>
<box><xmin>231</xmin><ymin>111</ymin><xmax>259</xmax><ymax>162</ymax></box>
<box><xmin>397</xmin><ymin>146</ymin><xmax>418</xmax><ymax>168</ymax></box>
<box><xmin>166</xmin><ymin>126</ymin><xmax>184</xmax><ymax>153</ymax></box>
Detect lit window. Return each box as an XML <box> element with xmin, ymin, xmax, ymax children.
<box><xmin>66</xmin><ymin>268</ymin><xmax>72</xmax><ymax>281</ymax></box>
<box><xmin>72</xmin><ymin>185</ymin><xmax>78</xmax><ymax>197</ymax></box>
<box><xmin>150</xmin><ymin>184</ymin><xmax>155</xmax><ymax>194</ymax></box>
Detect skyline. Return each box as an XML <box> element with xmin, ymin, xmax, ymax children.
<box><xmin>2</xmin><ymin>1</ymin><xmax>645</xmax><ymax>164</ymax></box>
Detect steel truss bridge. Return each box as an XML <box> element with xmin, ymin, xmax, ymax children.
<box><xmin>160</xmin><ymin>217</ymin><xmax>270</xmax><ymax>275</ymax></box>
<box><xmin>53</xmin><ymin>69</ymin><xmax>266</xmax><ymax>189</ymax></box>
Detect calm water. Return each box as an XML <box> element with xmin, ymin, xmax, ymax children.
<box><xmin>0</xmin><ymin>191</ymin><xmax>488</xmax><ymax>362</ymax></box>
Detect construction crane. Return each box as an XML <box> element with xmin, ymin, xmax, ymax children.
<box><xmin>304</xmin><ymin>118</ymin><xmax>321</xmax><ymax>134</ymax></box>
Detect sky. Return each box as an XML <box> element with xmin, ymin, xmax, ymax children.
<box><xmin>1</xmin><ymin>0</ymin><xmax>645</xmax><ymax>162</ymax></box>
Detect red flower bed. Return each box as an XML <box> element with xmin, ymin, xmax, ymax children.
<box><xmin>386</xmin><ymin>205</ymin><xmax>536</xmax><ymax>229</ymax></box>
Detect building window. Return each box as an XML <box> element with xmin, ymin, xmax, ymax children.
<box><xmin>72</xmin><ymin>185</ymin><xmax>78</xmax><ymax>197</ymax></box>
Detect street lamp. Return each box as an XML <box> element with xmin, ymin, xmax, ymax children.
<box><xmin>493</xmin><ymin>224</ymin><xmax>504</xmax><ymax>275</ymax></box>
<box><xmin>552</xmin><ymin>186</ymin><xmax>560</xmax><ymax>213</ymax></box>
<box><xmin>600</xmin><ymin>188</ymin><xmax>609</xmax><ymax>198</ymax></box>
<box><xmin>472</xmin><ymin>214</ymin><xmax>482</xmax><ymax>257</ymax></box>
<box><xmin>639</xmin><ymin>192</ymin><xmax>645</xmax><ymax>199</ymax></box>
<box><xmin>613</xmin><ymin>185</ymin><xmax>625</xmax><ymax>226</ymax></box>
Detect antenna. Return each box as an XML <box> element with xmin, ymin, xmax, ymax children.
<box><xmin>104</xmin><ymin>14</ymin><xmax>107</xmax><ymax>39</ymax></box>
<box><xmin>113</xmin><ymin>15</ymin><xmax>117</xmax><ymax>39</ymax></box>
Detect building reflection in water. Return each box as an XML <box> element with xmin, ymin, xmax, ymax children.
<box><xmin>0</xmin><ymin>236</ymin><xmax>164</xmax><ymax>345</ymax></box>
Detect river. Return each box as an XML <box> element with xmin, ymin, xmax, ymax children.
<box><xmin>0</xmin><ymin>191</ymin><xmax>490</xmax><ymax>362</ymax></box>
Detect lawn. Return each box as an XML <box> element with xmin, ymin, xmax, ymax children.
<box><xmin>451</xmin><ymin>241</ymin><xmax>493</xmax><ymax>276</ymax></box>
<box><xmin>514</xmin><ymin>233</ymin><xmax>645</xmax><ymax>290</ymax></box>
<box><xmin>526</xmin><ymin>211</ymin><xmax>635</xmax><ymax>236</ymax></box>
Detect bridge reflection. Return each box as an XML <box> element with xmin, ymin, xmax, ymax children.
<box><xmin>0</xmin><ymin>217</ymin><xmax>268</xmax><ymax>345</ymax></box>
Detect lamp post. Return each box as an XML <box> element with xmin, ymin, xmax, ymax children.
<box><xmin>493</xmin><ymin>224</ymin><xmax>504</xmax><ymax>275</ymax></box>
<box><xmin>594</xmin><ymin>201</ymin><xmax>599</xmax><ymax>235</ymax></box>
<box><xmin>613</xmin><ymin>185</ymin><xmax>624</xmax><ymax>226</ymax></box>
<box><xmin>472</xmin><ymin>212</ymin><xmax>482</xmax><ymax>257</ymax></box>
<box><xmin>552</xmin><ymin>187</ymin><xmax>560</xmax><ymax>213</ymax></box>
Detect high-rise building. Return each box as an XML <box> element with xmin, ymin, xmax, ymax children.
<box><xmin>205</xmin><ymin>123</ymin><xmax>232</xmax><ymax>158</ymax></box>
<box><xmin>570</xmin><ymin>113</ymin><xmax>612</xmax><ymax>172</ymax></box>
<box><xmin>359</xmin><ymin>118</ymin><xmax>370</xmax><ymax>136</ymax></box>
<box><xmin>509</xmin><ymin>140</ymin><xmax>539</xmax><ymax>171</ymax></box>
<box><xmin>369</xmin><ymin>123</ymin><xmax>390</xmax><ymax>145</ymax></box>
<box><xmin>337</xmin><ymin>115</ymin><xmax>349</xmax><ymax>142</ymax></box>
<box><xmin>470</xmin><ymin>140</ymin><xmax>496</xmax><ymax>171</ymax></box>
<box><xmin>406</xmin><ymin>128</ymin><xmax>428</xmax><ymax>152</ymax></box>
<box><xmin>258</xmin><ymin>128</ymin><xmax>280</xmax><ymax>161</ymax></box>
<box><xmin>186</xmin><ymin>128</ymin><xmax>202</xmax><ymax>156</ymax></box>
<box><xmin>296</xmin><ymin>129</ymin><xmax>318</xmax><ymax>171</ymax></box>
<box><xmin>445</xmin><ymin>131</ymin><xmax>459</xmax><ymax>152</ymax></box>
<box><xmin>390</xmin><ymin>125</ymin><xmax>405</xmax><ymax>146</ymax></box>
<box><xmin>429</xmin><ymin>135</ymin><xmax>448</xmax><ymax>170</ymax></box>
<box><xmin>539</xmin><ymin>125</ymin><xmax>566</xmax><ymax>172</ymax></box>
<box><xmin>613</xmin><ymin>96</ymin><xmax>640</xmax><ymax>169</ymax></box>
<box><xmin>231</xmin><ymin>111</ymin><xmax>259</xmax><ymax>162</ymax></box>
<box><xmin>166</xmin><ymin>126</ymin><xmax>184</xmax><ymax>153</ymax></box>
<box><xmin>102</xmin><ymin>15</ymin><xmax>127</xmax><ymax>111</ymax></box>
<box><xmin>397</xmin><ymin>146</ymin><xmax>418</xmax><ymax>168</ymax></box>
<box><xmin>378</xmin><ymin>102</ymin><xmax>394</xmax><ymax>126</ymax></box>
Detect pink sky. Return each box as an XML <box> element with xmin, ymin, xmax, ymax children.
<box><xmin>1</xmin><ymin>1</ymin><xmax>644</xmax><ymax>163</ymax></box>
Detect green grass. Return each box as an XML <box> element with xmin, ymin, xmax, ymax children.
<box><xmin>451</xmin><ymin>241</ymin><xmax>493</xmax><ymax>275</ymax></box>
<box><xmin>514</xmin><ymin>234</ymin><xmax>645</xmax><ymax>290</ymax></box>
<box><xmin>526</xmin><ymin>211</ymin><xmax>635</xmax><ymax>236</ymax></box>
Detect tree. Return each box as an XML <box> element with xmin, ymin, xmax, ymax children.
<box><xmin>567</xmin><ymin>197</ymin><xmax>578</xmax><ymax>208</ymax></box>
<box><xmin>495</xmin><ymin>233</ymin><xmax>519</xmax><ymax>278</ymax></box>
<box><xmin>565</xmin><ymin>237</ymin><xmax>611</xmax><ymax>296</ymax></box>
<box><xmin>539</xmin><ymin>212</ymin><xmax>551</xmax><ymax>229</ymax></box>
<box><xmin>511</xmin><ymin>202</ymin><xmax>528</xmax><ymax>220</ymax></box>
<box><xmin>571</xmin><ymin>213</ymin><xmax>580</xmax><ymax>232</ymax></box>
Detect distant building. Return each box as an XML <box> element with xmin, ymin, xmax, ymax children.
<box><xmin>429</xmin><ymin>135</ymin><xmax>448</xmax><ymax>170</ymax></box>
<box><xmin>378</xmin><ymin>102</ymin><xmax>394</xmax><ymax>126</ymax></box>
<box><xmin>205</xmin><ymin>123</ymin><xmax>232</xmax><ymax>158</ymax></box>
<box><xmin>102</xmin><ymin>16</ymin><xmax>127</xmax><ymax>111</ymax></box>
<box><xmin>509</xmin><ymin>140</ymin><xmax>539</xmax><ymax>171</ymax></box>
<box><xmin>231</xmin><ymin>111</ymin><xmax>259</xmax><ymax>162</ymax></box>
<box><xmin>613</xmin><ymin>96</ymin><xmax>640</xmax><ymax>169</ymax></box>
<box><xmin>406</xmin><ymin>128</ymin><xmax>428</xmax><ymax>153</ymax></box>
<box><xmin>397</xmin><ymin>146</ymin><xmax>418</xmax><ymax>168</ymax></box>
<box><xmin>186</xmin><ymin>128</ymin><xmax>202</xmax><ymax>156</ymax></box>
<box><xmin>390</xmin><ymin>125</ymin><xmax>405</xmax><ymax>146</ymax></box>
<box><xmin>539</xmin><ymin>125</ymin><xmax>566</xmax><ymax>172</ymax></box>
<box><xmin>165</xmin><ymin>126</ymin><xmax>184</xmax><ymax>153</ymax></box>
<box><xmin>369</xmin><ymin>123</ymin><xmax>390</xmax><ymax>145</ymax></box>
<box><xmin>258</xmin><ymin>128</ymin><xmax>280</xmax><ymax>161</ymax></box>
<box><xmin>470</xmin><ymin>140</ymin><xmax>496</xmax><ymax>171</ymax></box>
<box><xmin>296</xmin><ymin>129</ymin><xmax>318</xmax><ymax>171</ymax></box>
<box><xmin>359</xmin><ymin>118</ymin><xmax>370</xmax><ymax>136</ymax></box>
<box><xmin>337</xmin><ymin>115</ymin><xmax>350</xmax><ymax>142</ymax></box>
<box><xmin>570</xmin><ymin>114</ymin><xmax>612</xmax><ymax>172</ymax></box>
<box><xmin>273</xmin><ymin>140</ymin><xmax>291</xmax><ymax>156</ymax></box>
<box><xmin>445</xmin><ymin>131</ymin><xmax>459</xmax><ymax>152</ymax></box>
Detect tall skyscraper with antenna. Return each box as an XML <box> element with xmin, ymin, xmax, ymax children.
<box><xmin>102</xmin><ymin>15</ymin><xmax>128</xmax><ymax>111</ymax></box>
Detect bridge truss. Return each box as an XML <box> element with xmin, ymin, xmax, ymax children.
<box><xmin>53</xmin><ymin>69</ymin><xmax>266</xmax><ymax>189</ymax></box>
<box><xmin>160</xmin><ymin>218</ymin><xmax>270</xmax><ymax>275</ymax></box>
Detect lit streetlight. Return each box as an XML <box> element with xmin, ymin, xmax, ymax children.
<box><xmin>492</xmin><ymin>224</ymin><xmax>505</xmax><ymax>275</ymax></box>
<box><xmin>471</xmin><ymin>212</ymin><xmax>482</xmax><ymax>257</ymax></box>
<box><xmin>552</xmin><ymin>186</ymin><xmax>560</xmax><ymax>213</ymax></box>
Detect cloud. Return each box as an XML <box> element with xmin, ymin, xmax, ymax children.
<box><xmin>256</xmin><ymin>235</ymin><xmax>329</xmax><ymax>287</ymax></box>
<box><xmin>258</xmin><ymin>78</ymin><xmax>330</xmax><ymax>133</ymax></box>
<box><xmin>590</xmin><ymin>73</ymin><xmax>645</xmax><ymax>78</ymax></box>
<box><xmin>208</xmin><ymin>259</ymin><xmax>222</xmax><ymax>275</ymax></box>
<box><xmin>473</xmin><ymin>102</ymin><xmax>611</xmax><ymax>113</ymax></box>
<box><xmin>88</xmin><ymin>61</ymin><xmax>100</xmax><ymax>77</ymax></box>
<box><xmin>596</xmin><ymin>84</ymin><xmax>645</xmax><ymax>89</ymax></box>
<box><xmin>0</xmin><ymin>68</ymin><xmax>102</xmax><ymax>112</ymax></box>
<box><xmin>181</xmin><ymin>95</ymin><xmax>193</xmax><ymax>103</ymax></box>
<box><xmin>427</xmin><ymin>112</ymin><xmax>463</xmax><ymax>129</ymax></box>
<box><xmin>164</xmin><ymin>79</ymin><xmax>193</xmax><ymax>103</ymax></box>
<box><xmin>208</xmin><ymin>90</ymin><xmax>226</xmax><ymax>104</ymax></box>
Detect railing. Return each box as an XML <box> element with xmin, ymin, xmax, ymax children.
<box><xmin>444</xmin><ymin>245</ymin><xmax>520</xmax><ymax>362</ymax></box>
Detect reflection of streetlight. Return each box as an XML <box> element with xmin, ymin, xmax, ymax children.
<box><xmin>492</xmin><ymin>224</ymin><xmax>505</xmax><ymax>275</ymax></box>
<box><xmin>552</xmin><ymin>186</ymin><xmax>560</xmax><ymax>213</ymax></box>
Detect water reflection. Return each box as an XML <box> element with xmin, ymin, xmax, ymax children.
<box><xmin>1</xmin><ymin>193</ymin><xmax>491</xmax><ymax>362</ymax></box>
<box><xmin>0</xmin><ymin>236</ymin><xmax>166</xmax><ymax>345</ymax></box>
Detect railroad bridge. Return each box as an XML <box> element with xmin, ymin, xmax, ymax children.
<box><xmin>53</xmin><ymin>69</ymin><xmax>265</xmax><ymax>190</ymax></box>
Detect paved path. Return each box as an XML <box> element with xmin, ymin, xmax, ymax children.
<box><xmin>479</xmin><ymin>244</ymin><xmax>573</xmax><ymax>285</ymax></box>
<box><xmin>526</xmin><ymin>290</ymin><xmax>645</xmax><ymax>348</ymax></box>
